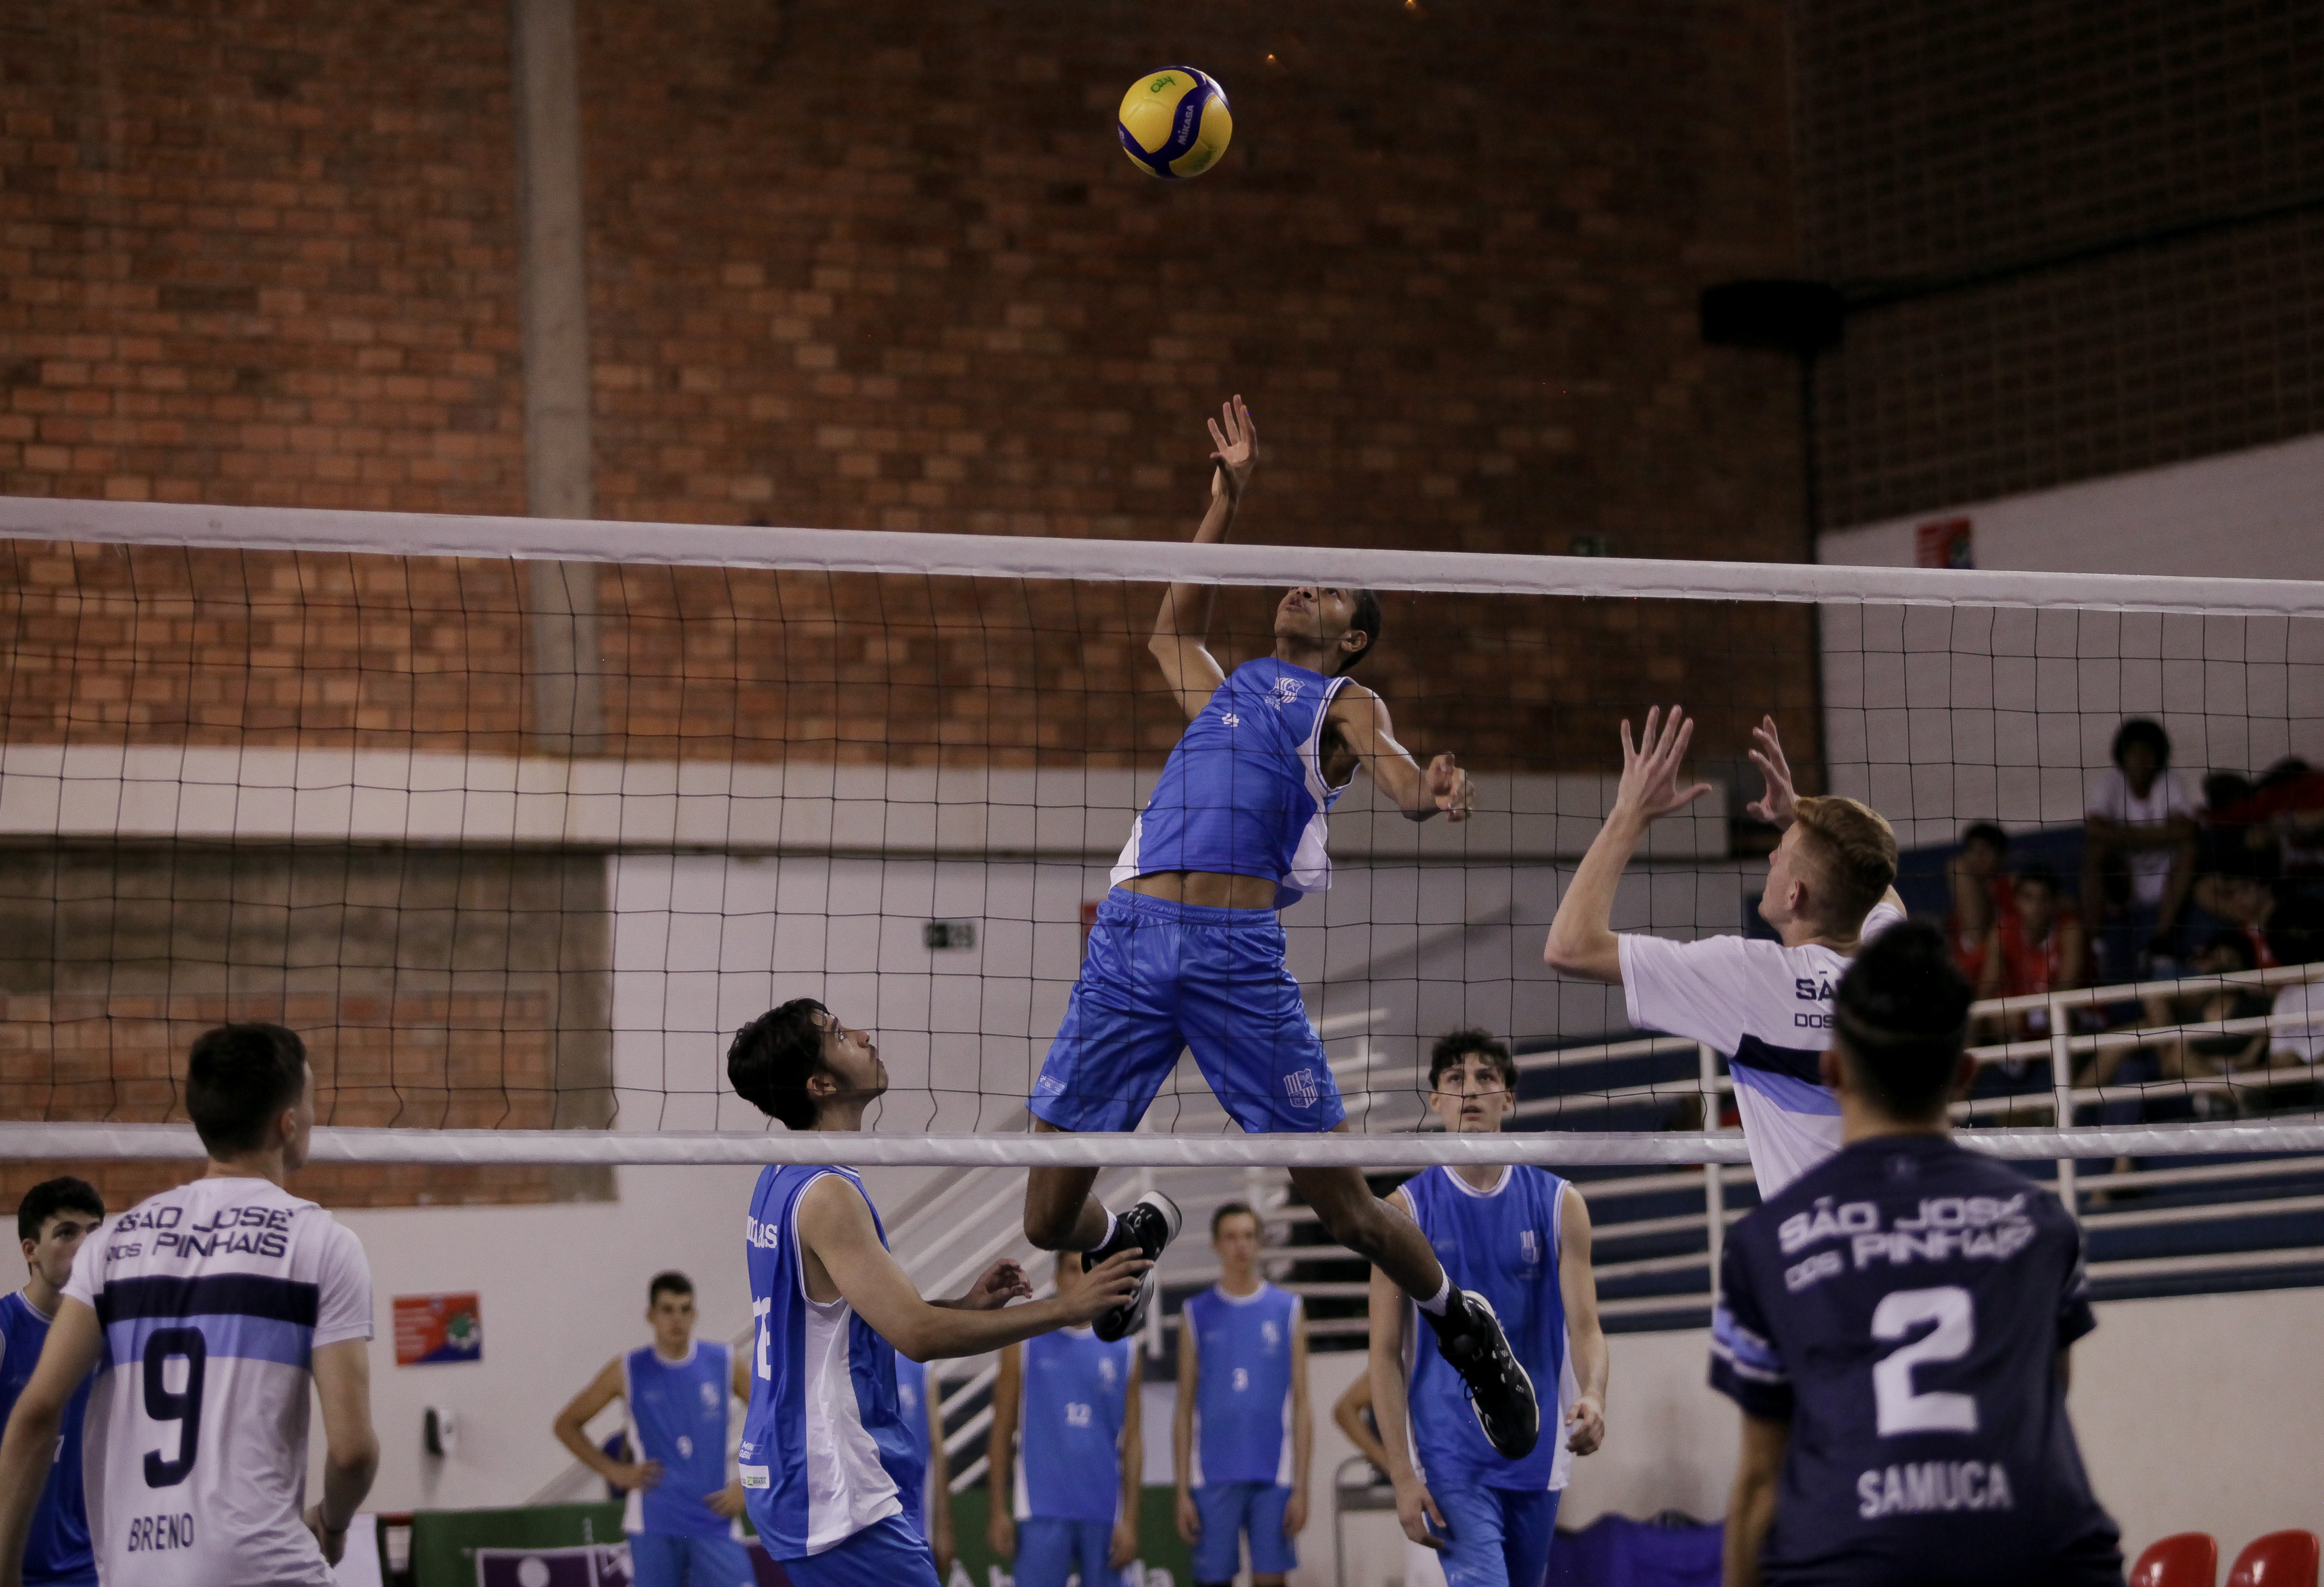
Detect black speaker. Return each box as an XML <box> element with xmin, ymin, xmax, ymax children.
<box><xmin>1699</xmin><ymin>279</ymin><xmax>1845</xmax><ymax>354</ymax></box>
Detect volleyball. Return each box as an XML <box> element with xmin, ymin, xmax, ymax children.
<box><xmin>1116</xmin><ymin>67</ymin><xmax>1232</xmax><ymax>179</ymax></box>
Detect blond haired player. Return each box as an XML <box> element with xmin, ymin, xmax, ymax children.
<box><xmin>1545</xmin><ymin>709</ymin><xmax>1903</xmax><ymax>1197</ymax></box>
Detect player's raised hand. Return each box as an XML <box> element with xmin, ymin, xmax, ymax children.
<box><xmin>958</xmin><ymin>1257</ymin><xmax>1033</xmax><ymax>1311</ymax></box>
<box><xmin>1425</xmin><ymin>752</ymin><xmax>1474</xmax><ymax>823</ymax></box>
<box><xmin>1746</xmin><ymin>712</ymin><xmax>1798</xmax><ymax>828</ymax></box>
<box><xmin>1392</xmin><ymin>1471</ymin><xmax>1450</xmax><ymax>1551</ymax></box>
<box><xmin>1614</xmin><ymin>705</ymin><xmax>1713</xmax><ymax>827</ymax></box>
<box><xmin>1208</xmin><ymin>394</ymin><xmax>1257</xmax><ymax>500</ymax></box>
<box><xmin>1061</xmin><ymin>1250</ymin><xmax>1151</xmax><ymax>1327</ymax></box>
<box><xmin>1564</xmin><ymin>1393</ymin><xmax>1606</xmax><ymax>1456</ymax></box>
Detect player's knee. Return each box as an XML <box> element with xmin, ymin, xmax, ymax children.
<box><xmin>1022</xmin><ymin>1200</ymin><xmax>1073</xmax><ymax>1249</ymax></box>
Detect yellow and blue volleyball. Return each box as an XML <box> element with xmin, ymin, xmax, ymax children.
<box><xmin>1117</xmin><ymin>67</ymin><xmax>1232</xmax><ymax>180</ymax></box>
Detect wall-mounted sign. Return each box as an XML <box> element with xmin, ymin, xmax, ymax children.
<box><xmin>1914</xmin><ymin>516</ymin><xmax>1974</xmax><ymax>569</ymax></box>
<box><xmin>393</xmin><ymin>1292</ymin><xmax>483</xmax><ymax>1366</ymax></box>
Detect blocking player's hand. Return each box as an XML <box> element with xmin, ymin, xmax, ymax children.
<box><xmin>1283</xmin><ymin>1486</ymin><xmax>1309</xmax><ymax>1536</ymax></box>
<box><xmin>1564</xmin><ymin>1394</ymin><xmax>1606</xmax><ymax>1457</ymax></box>
<box><xmin>1393</xmin><ymin>1473</ymin><xmax>1449</xmax><ymax>1551</ymax></box>
<box><xmin>1746</xmin><ymin>713</ymin><xmax>1798</xmax><ymax>828</ymax></box>
<box><xmin>1425</xmin><ymin>753</ymin><xmax>1474</xmax><ymax>823</ymax></box>
<box><xmin>960</xmin><ymin>1257</ymin><xmax>1033</xmax><ymax>1310</ymax></box>
<box><xmin>1208</xmin><ymin>394</ymin><xmax>1257</xmax><ymax>501</ymax></box>
<box><xmin>1176</xmin><ymin>1487</ymin><xmax>1201</xmax><ymax>1543</ymax></box>
<box><xmin>303</xmin><ymin>1506</ymin><xmax>347</xmax><ymax>1566</ymax></box>
<box><xmin>1062</xmin><ymin>1250</ymin><xmax>1151</xmax><ymax>1326</ymax></box>
<box><xmin>988</xmin><ymin>1508</ymin><xmax>1016</xmax><ymax>1561</ymax></box>
<box><xmin>1110</xmin><ymin>1515</ymin><xmax>1139</xmax><ymax>1570</ymax></box>
<box><xmin>706</xmin><ymin>1480</ymin><xmax>747</xmax><ymax>1519</ymax></box>
<box><xmin>1614</xmin><ymin>704</ymin><xmax>1713</xmax><ymax>828</ymax></box>
<box><xmin>606</xmin><ymin>1457</ymin><xmax>664</xmax><ymax>1492</ymax></box>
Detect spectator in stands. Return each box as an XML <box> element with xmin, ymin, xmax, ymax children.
<box><xmin>2082</xmin><ymin>717</ymin><xmax>2201</xmax><ymax>974</ymax></box>
<box><xmin>1972</xmin><ymin>866</ymin><xmax>2083</xmax><ymax>1113</ymax></box>
<box><xmin>2264</xmin><ymin>900</ymin><xmax>2324</xmax><ymax>1111</ymax></box>
<box><xmin>2208</xmin><ymin>757</ymin><xmax>2324</xmax><ymax>886</ymax></box>
<box><xmin>2192</xmin><ymin>864</ymin><xmax>2282</xmax><ymax>971</ymax></box>
<box><xmin>2138</xmin><ymin>931</ymin><xmax>2273</xmax><ymax>1113</ymax></box>
<box><xmin>1947</xmin><ymin>822</ymin><xmax>2014</xmax><ymax>986</ymax></box>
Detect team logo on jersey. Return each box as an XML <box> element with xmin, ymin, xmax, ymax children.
<box><xmin>1261</xmin><ymin>1320</ymin><xmax>1282</xmax><ymax>1350</ymax></box>
<box><xmin>1098</xmin><ymin>1356</ymin><xmax>1118</xmax><ymax>1386</ymax></box>
<box><xmin>1283</xmin><ymin>1070</ymin><xmax>1319</xmax><ymax>1108</ymax></box>
<box><xmin>1220</xmin><ymin>711</ymin><xmax>1241</xmax><ymax>727</ymax></box>
<box><xmin>1267</xmin><ymin>676</ymin><xmax>1304</xmax><ymax>709</ymax></box>
<box><xmin>700</xmin><ymin>1381</ymin><xmax>720</xmax><ymax>1410</ymax></box>
<box><xmin>1519</xmin><ymin>1229</ymin><xmax>1541</xmax><ymax>1266</ymax></box>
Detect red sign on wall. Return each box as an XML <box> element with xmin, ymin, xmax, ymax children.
<box><xmin>393</xmin><ymin>1292</ymin><xmax>484</xmax><ymax>1366</ymax></box>
<box><xmin>1914</xmin><ymin>516</ymin><xmax>1974</xmax><ymax>569</ymax></box>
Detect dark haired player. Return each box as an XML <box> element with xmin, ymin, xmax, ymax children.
<box><xmin>0</xmin><ymin>1024</ymin><xmax>379</xmax><ymax>1587</ymax></box>
<box><xmin>0</xmin><ymin>1178</ymin><xmax>105</xmax><ymax>1587</ymax></box>
<box><xmin>724</xmin><ymin>999</ymin><xmax>1149</xmax><ymax>1587</ymax></box>
<box><xmin>1021</xmin><ymin>397</ymin><xmax>1539</xmax><ymax>1461</ymax></box>
<box><xmin>1713</xmin><ymin>923</ymin><xmax>2123</xmax><ymax>1587</ymax></box>
<box><xmin>1369</xmin><ymin>1029</ymin><xmax>1607</xmax><ymax>1587</ymax></box>
<box><xmin>552</xmin><ymin>1271</ymin><xmax>753</xmax><ymax>1587</ymax></box>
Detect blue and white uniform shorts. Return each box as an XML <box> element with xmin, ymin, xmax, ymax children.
<box><xmin>1029</xmin><ymin>889</ymin><xmax>1346</xmax><ymax>1136</ymax></box>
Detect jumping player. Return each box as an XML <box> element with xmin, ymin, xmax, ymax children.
<box><xmin>1545</xmin><ymin>708</ymin><xmax>1904</xmax><ymax>1197</ymax></box>
<box><xmin>1368</xmin><ymin>1029</ymin><xmax>1608</xmax><ymax>1587</ymax></box>
<box><xmin>0</xmin><ymin>1024</ymin><xmax>379</xmax><ymax>1587</ymax></box>
<box><xmin>1173</xmin><ymin>1202</ymin><xmax>1312</xmax><ymax>1587</ymax></box>
<box><xmin>0</xmin><ymin>1179</ymin><xmax>104</xmax><ymax>1587</ymax></box>
<box><xmin>551</xmin><ymin>1272</ymin><xmax>752</xmax><ymax>1587</ymax></box>
<box><xmin>1022</xmin><ymin>396</ymin><xmax>1539</xmax><ymax>1460</ymax></box>
<box><xmin>985</xmin><ymin>1254</ymin><xmax>1143</xmax><ymax>1587</ymax></box>
<box><xmin>1713</xmin><ymin>921</ymin><xmax>2123</xmax><ymax>1586</ymax></box>
<box><xmin>725</xmin><ymin>999</ymin><xmax>1147</xmax><ymax>1587</ymax></box>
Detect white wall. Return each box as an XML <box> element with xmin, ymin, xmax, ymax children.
<box><xmin>1816</xmin><ymin>432</ymin><xmax>2324</xmax><ymax>846</ymax></box>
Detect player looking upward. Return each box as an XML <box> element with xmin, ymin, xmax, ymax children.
<box><xmin>725</xmin><ymin>1000</ymin><xmax>1147</xmax><ymax>1587</ymax></box>
<box><xmin>0</xmin><ymin>1179</ymin><xmax>104</xmax><ymax>1587</ymax></box>
<box><xmin>1368</xmin><ymin>1029</ymin><xmax>1608</xmax><ymax>1587</ymax></box>
<box><xmin>1713</xmin><ymin>922</ymin><xmax>2123</xmax><ymax>1587</ymax></box>
<box><xmin>0</xmin><ymin>1024</ymin><xmax>379</xmax><ymax>1587</ymax></box>
<box><xmin>1173</xmin><ymin>1202</ymin><xmax>1312</xmax><ymax>1587</ymax></box>
<box><xmin>1545</xmin><ymin>709</ymin><xmax>1904</xmax><ymax>1198</ymax></box>
<box><xmin>552</xmin><ymin>1272</ymin><xmax>752</xmax><ymax>1587</ymax></box>
<box><xmin>985</xmin><ymin>1254</ymin><xmax>1144</xmax><ymax>1587</ymax></box>
<box><xmin>1022</xmin><ymin>395</ymin><xmax>1539</xmax><ymax>1461</ymax></box>
<box><xmin>889</xmin><ymin>1354</ymin><xmax>956</xmax><ymax>1578</ymax></box>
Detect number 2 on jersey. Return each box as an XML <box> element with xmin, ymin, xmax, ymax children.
<box><xmin>142</xmin><ymin>1327</ymin><xmax>208</xmax><ymax>1487</ymax></box>
<box><xmin>1870</xmin><ymin>1286</ymin><xmax>1977</xmax><ymax>1436</ymax></box>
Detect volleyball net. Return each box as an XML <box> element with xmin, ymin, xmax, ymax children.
<box><xmin>1</xmin><ymin>495</ymin><xmax>2323</xmax><ymax>1184</ymax></box>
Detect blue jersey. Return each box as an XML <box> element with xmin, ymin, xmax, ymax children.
<box><xmin>1012</xmin><ymin>1328</ymin><xmax>1134</xmax><ymax>1524</ymax></box>
<box><xmin>892</xmin><ymin>1355</ymin><xmax>932</xmax><ymax>1540</ymax></box>
<box><xmin>1401</xmin><ymin>1166</ymin><xmax>1576</xmax><ymax>1493</ymax></box>
<box><xmin>623</xmin><ymin>1341</ymin><xmax>734</xmax><ymax>1540</ymax></box>
<box><xmin>1183</xmin><ymin>1283</ymin><xmax>1299</xmax><ymax>1486</ymax></box>
<box><xmin>740</xmin><ymin>1166</ymin><xmax>915</xmax><ymax>1559</ymax></box>
<box><xmin>0</xmin><ymin>1291</ymin><xmax>94</xmax><ymax>1584</ymax></box>
<box><xmin>1710</xmin><ymin>1134</ymin><xmax>2121</xmax><ymax>1586</ymax></box>
<box><xmin>1115</xmin><ymin>656</ymin><xmax>1352</xmax><ymax>906</ymax></box>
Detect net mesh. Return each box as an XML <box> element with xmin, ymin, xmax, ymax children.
<box><xmin>0</xmin><ymin>497</ymin><xmax>2321</xmax><ymax>1201</ymax></box>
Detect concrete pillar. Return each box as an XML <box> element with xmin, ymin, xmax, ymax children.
<box><xmin>510</xmin><ymin>0</ymin><xmax>603</xmax><ymax>754</ymax></box>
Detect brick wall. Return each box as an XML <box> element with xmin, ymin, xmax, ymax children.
<box><xmin>1793</xmin><ymin>0</ymin><xmax>2324</xmax><ymax>527</ymax></box>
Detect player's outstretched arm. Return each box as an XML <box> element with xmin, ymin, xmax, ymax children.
<box><xmin>552</xmin><ymin>1356</ymin><xmax>663</xmax><ymax>1492</ymax></box>
<box><xmin>797</xmin><ymin>1175</ymin><xmax>1145</xmax><ymax>1360</ymax></box>
<box><xmin>1544</xmin><ymin>704</ymin><xmax>1712</xmax><ymax>982</ymax></box>
<box><xmin>1149</xmin><ymin>395</ymin><xmax>1253</xmax><ymax>719</ymax></box>
<box><xmin>1722</xmin><ymin>1412</ymin><xmax>1790</xmax><ymax>1587</ymax></box>
<box><xmin>1557</xmin><ymin>1190</ymin><xmax>1609</xmax><ymax>1457</ymax></box>
<box><xmin>0</xmin><ymin>1297</ymin><xmax>99</xmax><ymax>1587</ymax></box>
<box><xmin>1172</xmin><ymin>1314</ymin><xmax>1202</xmax><ymax>1542</ymax></box>
<box><xmin>1331</xmin><ymin>687</ymin><xmax>1474</xmax><ymax>823</ymax></box>
<box><xmin>931</xmin><ymin>1258</ymin><xmax>1033</xmax><ymax>1311</ymax></box>
<box><xmin>307</xmin><ymin>1338</ymin><xmax>381</xmax><ymax>1565</ymax></box>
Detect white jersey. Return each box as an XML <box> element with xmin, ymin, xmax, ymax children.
<box><xmin>1619</xmin><ymin>902</ymin><xmax>1904</xmax><ymax>1198</ymax></box>
<box><xmin>63</xmin><ymin>1176</ymin><xmax>372</xmax><ymax>1587</ymax></box>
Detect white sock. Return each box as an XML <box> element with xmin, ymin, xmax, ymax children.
<box><xmin>1084</xmin><ymin>1211</ymin><xmax>1119</xmax><ymax>1253</ymax></box>
<box><xmin>1417</xmin><ymin>1277</ymin><xmax>1453</xmax><ymax>1317</ymax></box>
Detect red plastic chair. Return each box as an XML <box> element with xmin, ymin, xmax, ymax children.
<box><xmin>2228</xmin><ymin>1532</ymin><xmax>2322</xmax><ymax>1587</ymax></box>
<box><xmin>2133</xmin><ymin>1534</ymin><xmax>2220</xmax><ymax>1587</ymax></box>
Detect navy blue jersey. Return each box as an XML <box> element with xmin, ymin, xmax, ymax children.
<box><xmin>0</xmin><ymin>1291</ymin><xmax>95</xmax><ymax>1584</ymax></box>
<box><xmin>1709</xmin><ymin>1134</ymin><xmax>2122</xmax><ymax>1587</ymax></box>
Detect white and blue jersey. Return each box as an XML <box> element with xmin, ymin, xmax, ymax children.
<box><xmin>1183</xmin><ymin>1282</ymin><xmax>1299</xmax><ymax>1486</ymax></box>
<box><xmin>1114</xmin><ymin>655</ymin><xmax>1353</xmax><ymax>906</ymax></box>
<box><xmin>1012</xmin><ymin>1328</ymin><xmax>1134</xmax><ymax>1524</ymax></box>
<box><xmin>740</xmin><ymin>1165</ymin><xmax>916</xmax><ymax>1559</ymax></box>
<box><xmin>623</xmin><ymin>1341</ymin><xmax>735</xmax><ymax>1540</ymax></box>
<box><xmin>0</xmin><ymin>1290</ymin><xmax>95</xmax><ymax>1584</ymax></box>
<box><xmin>1401</xmin><ymin>1166</ymin><xmax>1578</xmax><ymax>1495</ymax></box>
<box><xmin>1621</xmin><ymin>901</ymin><xmax>1904</xmax><ymax>1198</ymax></box>
<box><xmin>1709</xmin><ymin>1134</ymin><xmax>2121</xmax><ymax>1585</ymax></box>
<box><xmin>891</xmin><ymin>1355</ymin><xmax>932</xmax><ymax>1540</ymax></box>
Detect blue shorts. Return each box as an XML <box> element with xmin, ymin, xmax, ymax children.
<box><xmin>1016</xmin><ymin>1516</ymin><xmax>1116</xmax><ymax>1587</ymax></box>
<box><xmin>1029</xmin><ymin>889</ymin><xmax>1346</xmax><ymax>1134</ymax></box>
<box><xmin>777</xmin><ymin>1515</ymin><xmax>939</xmax><ymax>1587</ymax></box>
<box><xmin>627</xmin><ymin>1530</ymin><xmax>755</xmax><ymax>1587</ymax></box>
<box><xmin>1425</xmin><ymin>1484</ymin><xmax>1559</xmax><ymax>1587</ymax></box>
<box><xmin>1192</xmin><ymin>1481</ymin><xmax>1297</xmax><ymax>1580</ymax></box>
